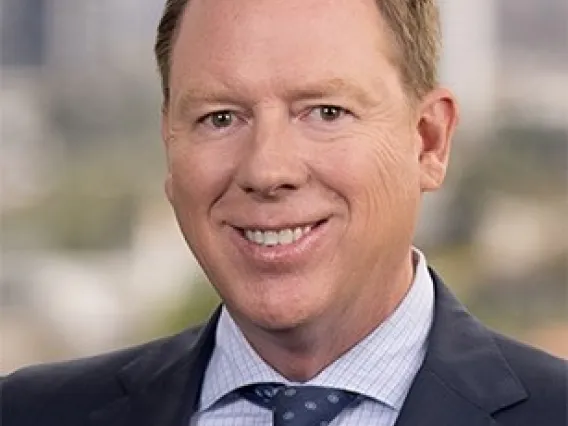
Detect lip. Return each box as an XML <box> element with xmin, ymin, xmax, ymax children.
<box><xmin>231</xmin><ymin>219</ymin><xmax>326</xmax><ymax>232</ymax></box>
<box><xmin>228</xmin><ymin>218</ymin><xmax>330</xmax><ymax>267</ymax></box>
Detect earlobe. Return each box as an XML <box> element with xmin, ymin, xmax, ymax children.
<box><xmin>417</xmin><ymin>88</ymin><xmax>459</xmax><ymax>192</ymax></box>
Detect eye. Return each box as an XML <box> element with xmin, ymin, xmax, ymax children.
<box><xmin>307</xmin><ymin>105</ymin><xmax>350</xmax><ymax>122</ymax></box>
<box><xmin>198</xmin><ymin>110</ymin><xmax>236</xmax><ymax>129</ymax></box>
<box><xmin>319</xmin><ymin>105</ymin><xmax>344</xmax><ymax>121</ymax></box>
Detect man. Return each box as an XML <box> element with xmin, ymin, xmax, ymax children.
<box><xmin>2</xmin><ymin>0</ymin><xmax>566</xmax><ymax>425</ymax></box>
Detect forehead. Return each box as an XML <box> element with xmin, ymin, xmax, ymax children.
<box><xmin>169</xmin><ymin>0</ymin><xmax>400</xmax><ymax>101</ymax></box>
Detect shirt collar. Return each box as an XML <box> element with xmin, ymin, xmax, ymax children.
<box><xmin>199</xmin><ymin>248</ymin><xmax>434</xmax><ymax>412</ymax></box>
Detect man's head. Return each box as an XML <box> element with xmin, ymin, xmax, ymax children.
<box><xmin>157</xmin><ymin>0</ymin><xmax>457</xmax><ymax>336</ymax></box>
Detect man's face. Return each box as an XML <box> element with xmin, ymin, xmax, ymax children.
<box><xmin>163</xmin><ymin>0</ymin><xmax>452</xmax><ymax>331</ymax></box>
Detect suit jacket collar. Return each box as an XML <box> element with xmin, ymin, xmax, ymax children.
<box><xmin>394</xmin><ymin>269</ymin><xmax>527</xmax><ymax>426</ymax></box>
<box><xmin>90</xmin><ymin>307</ymin><xmax>220</xmax><ymax>426</ymax></box>
<box><xmin>90</xmin><ymin>269</ymin><xmax>528</xmax><ymax>426</ymax></box>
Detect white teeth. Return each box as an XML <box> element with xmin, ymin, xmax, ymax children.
<box><xmin>243</xmin><ymin>225</ymin><xmax>314</xmax><ymax>246</ymax></box>
<box><xmin>279</xmin><ymin>229</ymin><xmax>294</xmax><ymax>245</ymax></box>
<box><xmin>264</xmin><ymin>231</ymin><xmax>279</xmax><ymax>246</ymax></box>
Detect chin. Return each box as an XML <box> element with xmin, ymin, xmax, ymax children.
<box><xmin>246</xmin><ymin>297</ymin><xmax>326</xmax><ymax>333</ymax></box>
<box><xmin>220</xmin><ymin>271</ymin><xmax>334</xmax><ymax>331</ymax></box>
<box><xmin>259</xmin><ymin>314</ymin><xmax>308</xmax><ymax>332</ymax></box>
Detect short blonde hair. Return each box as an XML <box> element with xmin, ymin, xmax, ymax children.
<box><xmin>155</xmin><ymin>0</ymin><xmax>441</xmax><ymax>103</ymax></box>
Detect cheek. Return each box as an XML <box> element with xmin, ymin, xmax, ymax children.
<box><xmin>166</xmin><ymin>143</ymin><xmax>237</xmax><ymax>265</ymax></box>
<box><xmin>166</xmin><ymin>148</ymin><xmax>237</xmax><ymax>275</ymax></box>
<box><xmin>313</xmin><ymin>127</ymin><xmax>420</xmax><ymax>219</ymax></box>
<box><xmin>368</xmin><ymin>140</ymin><xmax>419</xmax><ymax>209</ymax></box>
<box><xmin>167</xmin><ymin>143</ymin><xmax>236</xmax><ymax>212</ymax></box>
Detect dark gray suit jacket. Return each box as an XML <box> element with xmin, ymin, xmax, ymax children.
<box><xmin>2</xmin><ymin>270</ymin><xmax>567</xmax><ymax>425</ymax></box>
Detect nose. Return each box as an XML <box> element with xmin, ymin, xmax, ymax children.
<box><xmin>235</xmin><ymin>113</ymin><xmax>309</xmax><ymax>200</ymax></box>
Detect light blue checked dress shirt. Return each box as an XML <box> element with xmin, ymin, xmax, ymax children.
<box><xmin>194</xmin><ymin>248</ymin><xmax>434</xmax><ymax>426</ymax></box>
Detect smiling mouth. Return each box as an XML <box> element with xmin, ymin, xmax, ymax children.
<box><xmin>237</xmin><ymin>220</ymin><xmax>327</xmax><ymax>247</ymax></box>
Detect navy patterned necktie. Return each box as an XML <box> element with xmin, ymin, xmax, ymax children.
<box><xmin>240</xmin><ymin>383</ymin><xmax>359</xmax><ymax>426</ymax></box>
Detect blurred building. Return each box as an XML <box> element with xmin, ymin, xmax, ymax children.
<box><xmin>440</xmin><ymin>0</ymin><xmax>568</xmax><ymax>137</ymax></box>
<box><xmin>1</xmin><ymin>0</ymin><xmax>163</xmax><ymax>203</ymax></box>
<box><xmin>1</xmin><ymin>0</ymin><xmax>199</xmax><ymax>371</ymax></box>
<box><xmin>496</xmin><ymin>0</ymin><xmax>568</xmax><ymax>127</ymax></box>
<box><xmin>440</xmin><ymin>0</ymin><xmax>498</xmax><ymax>140</ymax></box>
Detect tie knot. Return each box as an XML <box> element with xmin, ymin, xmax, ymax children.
<box><xmin>240</xmin><ymin>384</ymin><xmax>360</xmax><ymax>425</ymax></box>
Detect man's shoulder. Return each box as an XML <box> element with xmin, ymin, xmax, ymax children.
<box><xmin>428</xmin><ymin>274</ymin><xmax>566</xmax><ymax>424</ymax></box>
<box><xmin>3</xmin><ymin>324</ymin><xmax>203</xmax><ymax>388</ymax></box>
<box><xmin>5</xmin><ymin>338</ymin><xmax>154</xmax><ymax>389</ymax></box>
<box><xmin>1</xmin><ymin>324</ymin><xmax>205</xmax><ymax>425</ymax></box>
<box><xmin>489</xmin><ymin>328</ymin><xmax>567</xmax><ymax>424</ymax></box>
<box><xmin>491</xmin><ymin>328</ymin><xmax>567</xmax><ymax>389</ymax></box>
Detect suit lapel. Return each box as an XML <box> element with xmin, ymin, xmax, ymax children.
<box><xmin>394</xmin><ymin>368</ymin><xmax>499</xmax><ymax>426</ymax></box>
<box><xmin>395</xmin><ymin>270</ymin><xmax>527</xmax><ymax>426</ymax></box>
<box><xmin>90</xmin><ymin>307</ymin><xmax>221</xmax><ymax>426</ymax></box>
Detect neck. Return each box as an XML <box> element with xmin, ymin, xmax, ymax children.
<box><xmin>233</xmin><ymin>253</ymin><xmax>416</xmax><ymax>382</ymax></box>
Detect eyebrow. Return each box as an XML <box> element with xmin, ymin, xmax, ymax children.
<box><xmin>282</xmin><ymin>78</ymin><xmax>376</xmax><ymax>107</ymax></box>
<box><xmin>171</xmin><ymin>77</ymin><xmax>376</xmax><ymax>117</ymax></box>
<box><xmin>171</xmin><ymin>86</ymin><xmax>243</xmax><ymax>119</ymax></box>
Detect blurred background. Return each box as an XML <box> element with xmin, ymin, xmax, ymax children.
<box><xmin>0</xmin><ymin>0</ymin><xmax>566</xmax><ymax>373</ymax></box>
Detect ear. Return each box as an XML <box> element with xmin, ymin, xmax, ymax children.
<box><xmin>415</xmin><ymin>87</ymin><xmax>459</xmax><ymax>192</ymax></box>
<box><xmin>161</xmin><ymin>108</ymin><xmax>175</xmax><ymax>204</ymax></box>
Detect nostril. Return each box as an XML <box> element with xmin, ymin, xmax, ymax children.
<box><xmin>264</xmin><ymin>184</ymin><xmax>296</xmax><ymax>197</ymax></box>
<box><xmin>280</xmin><ymin>183</ymin><xmax>297</xmax><ymax>191</ymax></box>
<box><xmin>241</xmin><ymin>184</ymin><xmax>297</xmax><ymax>197</ymax></box>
